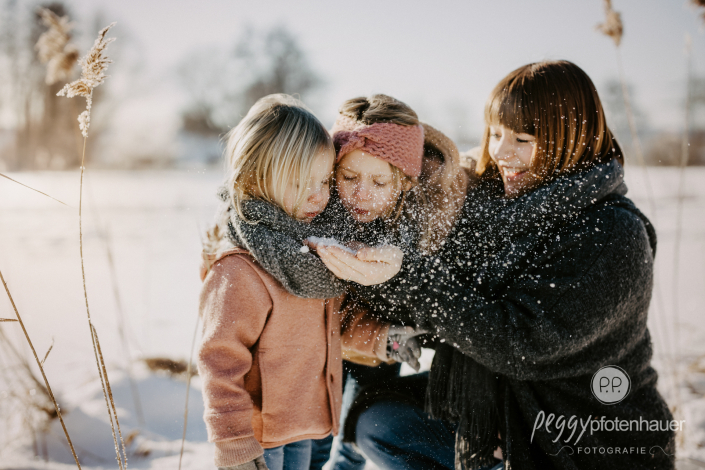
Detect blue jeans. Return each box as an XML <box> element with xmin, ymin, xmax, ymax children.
<box><xmin>263</xmin><ymin>435</ymin><xmax>333</xmax><ymax>470</ymax></box>
<box><xmin>356</xmin><ymin>398</ymin><xmax>503</xmax><ymax>470</ymax></box>
<box><xmin>330</xmin><ymin>374</ymin><xmax>367</xmax><ymax>470</ymax></box>
<box><xmin>331</xmin><ymin>361</ymin><xmax>402</xmax><ymax>470</ymax></box>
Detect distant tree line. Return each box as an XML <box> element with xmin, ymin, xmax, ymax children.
<box><xmin>177</xmin><ymin>25</ymin><xmax>322</xmax><ymax>137</ymax></box>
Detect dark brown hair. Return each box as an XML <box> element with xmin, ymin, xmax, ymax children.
<box><xmin>477</xmin><ymin>60</ymin><xmax>623</xmax><ymax>185</ymax></box>
<box><xmin>338</xmin><ymin>94</ymin><xmax>420</xmax><ymax>126</ymax></box>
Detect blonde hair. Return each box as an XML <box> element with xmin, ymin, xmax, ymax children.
<box><xmin>336</xmin><ymin>94</ymin><xmax>468</xmax><ymax>254</ymax></box>
<box><xmin>226</xmin><ymin>94</ymin><xmax>332</xmax><ymax>218</ymax></box>
<box><xmin>204</xmin><ymin>94</ymin><xmax>332</xmax><ymax>252</ymax></box>
<box><xmin>477</xmin><ymin>60</ymin><xmax>623</xmax><ymax>189</ymax></box>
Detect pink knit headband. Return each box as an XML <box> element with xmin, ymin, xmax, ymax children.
<box><xmin>331</xmin><ymin>115</ymin><xmax>424</xmax><ymax>178</ymax></box>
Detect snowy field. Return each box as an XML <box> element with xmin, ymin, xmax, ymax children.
<box><xmin>0</xmin><ymin>167</ymin><xmax>704</xmax><ymax>469</ymax></box>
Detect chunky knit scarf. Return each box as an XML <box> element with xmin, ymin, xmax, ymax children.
<box><xmin>425</xmin><ymin>158</ymin><xmax>627</xmax><ymax>470</ymax></box>
<box><xmin>226</xmin><ymin>197</ymin><xmax>346</xmax><ymax>299</ymax></box>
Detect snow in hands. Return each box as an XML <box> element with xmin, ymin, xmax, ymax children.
<box><xmin>303</xmin><ymin>236</ymin><xmax>358</xmax><ymax>254</ymax></box>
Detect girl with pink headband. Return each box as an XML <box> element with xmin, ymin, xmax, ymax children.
<box><xmin>320</xmin><ymin>94</ymin><xmax>468</xmax><ymax>255</ymax></box>
<box><xmin>307</xmin><ymin>94</ymin><xmax>470</xmax><ymax>470</ymax></box>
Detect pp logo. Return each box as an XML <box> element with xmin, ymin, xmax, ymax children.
<box><xmin>591</xmin><ymin>365</ymin><xmax>631</xmax><ymax>405</ymax></box>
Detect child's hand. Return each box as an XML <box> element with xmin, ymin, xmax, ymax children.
<box><xmin>316</xmin><ymin>244</ymin><xmax>403</xmax><ymax>285</ymax></box>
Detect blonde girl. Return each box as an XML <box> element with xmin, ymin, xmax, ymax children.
<box><xmin>313</xmin><ymin>94</ymin><xmax>469</xmax><ymax>268</ymax></box>
<box><xmin>197</xmin><ymin>94</ymin><xmax>394</xmax><ymax>470</ymax></box>
<box><xmin>306</xmin><ymin>94</ymin><xmax>469</xmax><ymax>470</ymax></box>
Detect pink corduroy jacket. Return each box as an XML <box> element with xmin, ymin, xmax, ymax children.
<box><xmin>198</xmin><ymin>248</ymin><xmax>389</xmax><ymax>468</ymax></box>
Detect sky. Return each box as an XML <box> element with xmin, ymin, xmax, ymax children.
<box><xmin>11</xmin><ymin>0</ymin><xmax>705</xmax><ymax>151</ymax></box>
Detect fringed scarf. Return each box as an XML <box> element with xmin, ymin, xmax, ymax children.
<box><xmin>428</xmin><ymin>345</ymin><xmax>500</xmax><ymax>469</ymax></box>
<box><xmin>423</xmin><ymin>158</ymin><xmax>627</xmax><ymax>470</ymax></box>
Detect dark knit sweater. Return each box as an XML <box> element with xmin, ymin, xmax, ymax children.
<box><xmin>362</xmin><ymin>160</ymin><xmax>675</xmax><ymax>470</ymax></box>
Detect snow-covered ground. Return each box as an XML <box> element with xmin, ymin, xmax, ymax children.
<box><xmin>0</xmin><ymin>167</ymin><xmax>703</xmax><ymax>469</ymax></box>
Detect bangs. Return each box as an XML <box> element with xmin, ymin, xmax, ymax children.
<box><xmin>485</xmin><ymin>79</ymin><xmax>536</xmax><ymax>136</ymax></box>
<box><xmin>478</xmin><ymin>61</ymin><xmax>622</xmax><ymax>185</ymax></box>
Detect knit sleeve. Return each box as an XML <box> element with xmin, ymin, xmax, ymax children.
<box><xmin>371</xmin><ymin>205</ymin><xmax>655</xmax><ymax>381</ymax></box>
<box><xmin>339</xmin><ymin>296</ymin><xmax>391</xmax><ymax>363</ymax></box>
<box><xmin>197</xmin><ymin>255</ymin><xmax>269</xmax><ymax>466</ymax></box>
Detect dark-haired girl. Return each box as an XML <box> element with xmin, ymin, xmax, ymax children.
<box><xmin>318</xmin><ymin>61</ymin><xmax>675</xmax><ymax>470</ymax></box>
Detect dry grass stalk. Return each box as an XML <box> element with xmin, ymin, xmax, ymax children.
<box><xmin>0</xmin><ymin>172</ymin><xmax>68</xmax><ymax>206</ymax></box>
<box><xmin>0</xmin><ymin>267</ymin><xmax>81</xmax><ymax>468</ymax></box>
<box><xmin>87</xmin><ymin>201</ymin><xmax>145</xmax><ymax>426</ymax></box>
<box><xmin>57</xmin><ymin>22</ymin><xmax>116</xmax><ymax>137</ymax></box>
<box><xmin>595</xmin><ymin>0</ymin><xmax>685</xmax><ymax>442</ymax></box>
<box><xmin>692</xmin><ymin>0</ymin><xmax>705</xmax><ymax>21</ymax></box>
<box><xmin>75</xmin><ymin>138</ymin><xmax>127</xmax><ymax>470</ymax></box>
<box><xmin>56</xmin><ymin>20</ymin><xmax>127</xmax><ymax>468</ymax></box>
<box><xmin>596</xmin><ymin>0</ymin><xmax>623</xmax><ymax>47</ymax></box>
<box><xmin>0</xmin><ymin>318</ymin><xmax>18</xmax><ymax>322</ymax></box>
<box><xmin>35</xmin><ymin>8</ymin><xmax>79</xmax><ymax>85</ymax></box>
<box><xmin>41</xmin><ymin>337</ymin><xmax>54</xmax><ymax>366</ymax></box>
<box><xmin>670</xmin><ymin>37</ymin><xmax>694</xmax><ymax>448</ymax></box>
<box><xmin>91</xmin><ymin>325</ymin><xmax>128</xmax><ymax>469</ymax></box>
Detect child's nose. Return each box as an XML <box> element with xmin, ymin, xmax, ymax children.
<box><xmin>354</xmin><ymin>182</ymin><xmax>372</xmax><ymax>200</ymax></box>
<box><xmin>309</xmin><ymin>187</ymin><xmax>326</xmax><ymax>204</ymax></box>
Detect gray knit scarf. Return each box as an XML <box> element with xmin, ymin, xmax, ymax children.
<box><xmin>427</xmin><ymin>157</ymin><xmax>627</xmax><ymax>470</ymax></box>
<box><xmin>222</xmin><ymin>189</ymin><xmax>419</xmax><ymax>300</ymax></box>
<box><xmin>226</xmin><ymin>197</ymin><xmax>345</xmax><ymax>299</ymax></box>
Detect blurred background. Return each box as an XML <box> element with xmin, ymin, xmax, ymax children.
<box><xmin>1</xmin><ymin>0</ymin><xmax>704</xmax><ymax>170</ymax></box>
<box><xmin>1</xmin><ymin>1</ymin><xmax>705</xmax><ymax>469</ymax></box>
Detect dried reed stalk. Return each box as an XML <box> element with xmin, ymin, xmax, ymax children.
<box><xmin>77</xmin><ymin>138</ymin><xmax>127</xmax><ymax>470</ymax></box>
<box><xmin>35</xmin><ymin>8</ymin><xmax>79</xmax><ymax>85</ymax></box>
<box><xmin>595</xmin><ymin>0</ymin><xmax>685</xmax><ymax>437</ymax></box>
<box><xmin>56</xmin><ymin>21</ymin><xmax>127</xmax><ymax>468</ymax></box>
<box><xmin>85</xmin><ymin>191</ymin><xmax>145</xmax><ymax>426</ymax></box>
<box><xmin>91</xmin><ymin>325</ymin><xmax>128</xmax><ymax>469</ymax></box>
<box><xmin>57</xmin><ymin>22</ymin><xmax>115</xmax><ymax>138</ymax></box>
<box><xmin>596</xmin><ymin>0</ymin><xmax>623</xmax><ymax>46</ymax></box>
<box><xmin>0</xmin><ymin>172</ymin><xmax>68</xmax><ymax>206</ymax></box>
<box><xmin>178</xmin><ymin>314</ymin><xmax>201</xmax><ymax>470</ymax></box>
<box><xmin>669</xmin><ymin>37</ymin><xmax>693</xmax><ymax>447</ymax></box>
<box><xmin>692</xmin><ymin>0</ymin><xmax>705</xmax><ymax>21</ymax></box>
<box><xmin>41</xmin><ymin>337</ymin><xmax>54</xmax><ymax>366</ymax></box>
<box><xmin>0</xmin><ymin>268</ymin><xmax>81</xmax><ymax>468</ymax></box>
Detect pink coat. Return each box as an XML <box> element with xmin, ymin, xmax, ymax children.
<box><xmin>198</xmin><ymin>248</ymin><xmax>389</xmax><ymax>467</ymax></box>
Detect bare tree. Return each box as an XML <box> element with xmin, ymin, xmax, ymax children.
<box><xmin>178</xmin><ymin>25</ymin><xmax>322</xmax><ymax>136</ymax></box>
<box><xmin>238</xmin><ymin>26</ymin><xmax>321</xmax><ymax>116</ymax></box>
